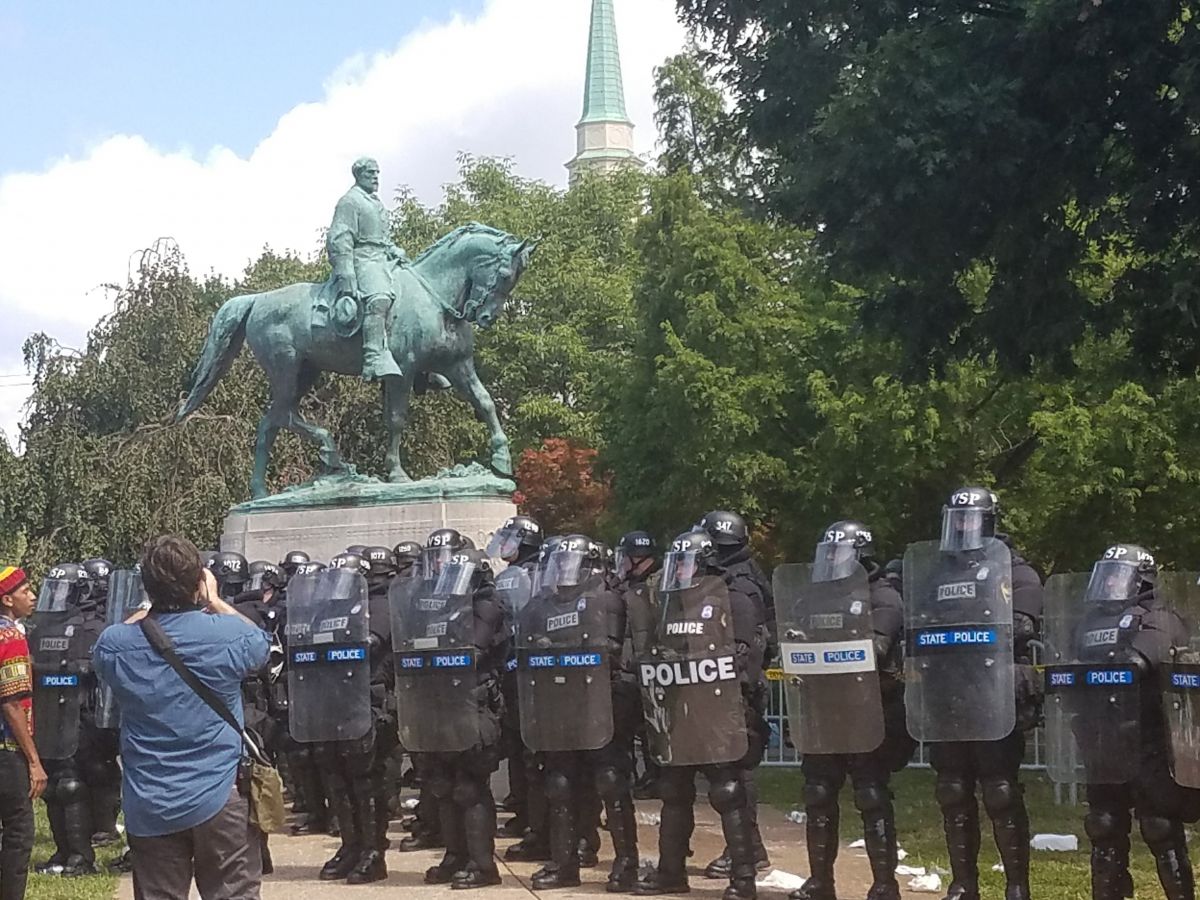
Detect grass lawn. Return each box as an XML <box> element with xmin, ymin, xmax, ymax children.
<box><xmin>24</xmin><ymin>804</ymin><xmax>123</xmax><ymax>900</ymax></box>
<box><xmin>757</xmin><ymin>766</ymin><xmax>1182</xmax><ymax>900</ymax></box>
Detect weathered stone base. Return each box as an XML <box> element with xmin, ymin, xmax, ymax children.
<box><xmin>221</xmin><ymin>494</ymin><xmax>517</xmax><ymax>563</ymax></box>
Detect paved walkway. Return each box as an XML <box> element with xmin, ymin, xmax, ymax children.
<box><xmin>115</xmin><ymin>785</ymin><xmax>928</xmax><ymax>899</ymax></box>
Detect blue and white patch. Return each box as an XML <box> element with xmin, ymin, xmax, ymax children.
<box><xmin>350</xmin><ymin>603</ymin><xmax>362</xmax><ymax>615</ymax></box>
<box><xmin>64</xmin><ymin>625</ymin><xmax>75</xmax><ymax>637</ymax></box>
<box><xmin>576</xmin><ymin>597</ymin><xmax>587</xmax><ymax>611</ymax></box>
<box><xmin>849</xmin><ymin>601</ymin><xmax>864</xmax><ymax>616</ymax></box>
<box><xmin>976</xmin><ymin>567</ymin><xmax>990</xmax><ymax>581</ymax></box>
<box><xmin>701</xmin><ymin>605</ymin><xmax>714</xmax><ymax>620</ymax></box>
<box><xmin>1119</xmin><ymin>614</ymin><xmax>1134</xmax><ymax>629</ymax></box>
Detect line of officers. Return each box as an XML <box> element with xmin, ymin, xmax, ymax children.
<box><xmin>23</xmin><ymin>485</ymin><xmax>1200</xmax><ymax>900</ymax></box>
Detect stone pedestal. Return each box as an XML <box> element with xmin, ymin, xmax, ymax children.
<box><xmin>220</xmin><ymin>464</ymin><xmax>517</xmax><ymax>563</ymax></box>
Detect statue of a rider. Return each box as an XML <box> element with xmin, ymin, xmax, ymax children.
<box><xmin>327</xmin><ymin>157</ymin><xmax>406</xmax><ymax>381</ymax></box>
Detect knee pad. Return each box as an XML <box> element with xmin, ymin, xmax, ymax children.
<box><xmin>803</xmin><ymin>779</ymin><xmax>837</xmax><ymax>810</ymax></box>
<box><xmin>543</xmin><ymin>769</ymin><xmax>573</xmax><ymax>804</ymax></box>
<box><xmin>452</xmin><ymin>775</ymin><xmax>485</xmax><ymax>809</ymax></box>
<box><xmin>981</xmin><ymin>778</ymin><xmax>1019</xmax><ymax>817</ymax></box>
<box><xmin>853</xmin><ymin>782</ymin><xmax>889</xmax><ymax>815</ymax></box>
<box><xmin>1138</xmin><ymin>815</ymin><xmax>1177</xmax><ymax>849</ymax></box>
<box><xmin>58</xmin><ymin>777</ymin><xmax>88</xmax><ymax>803</ymax></box>
<box><xmin>708</xmin><ymin>778</ymin><xmax>746</xmax><ymax>815</ymax></box>
<box><xmin>594</xmin><ymin>766</ymin><xmax>626</xmax><ymax>800</ymax></box>
<box><xmin>658</xmin><ymin>771</ymin><xmax>697</xmax><ymax>806</ymax></box>
<box><xmin>1085</xmin><ymin>810</ymin><xmax>1124</xmax><ymax>844</ymax></box>
<box><xmin>935</xmin><ymin>774</ymin><xmax>971</xmax><ymax>811</ymax></box>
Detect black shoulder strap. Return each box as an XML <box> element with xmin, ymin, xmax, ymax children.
<box><xmin>139</xmin><ymin>616</ymin><xmax>269</xmax><ymax>766</ymax></box>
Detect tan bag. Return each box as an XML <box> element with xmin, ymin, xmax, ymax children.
<box><xmin>248</xmin><ymin>758</ymin><xmax>288</xmax><ymax>834</ymax></box>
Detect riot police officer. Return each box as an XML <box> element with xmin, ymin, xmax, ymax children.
<box><xmin>78</xmin><ymin>557</ymin><xmax>122</xmax><ymax>846</ymax></box>
<box><xmin>614</xmin><ymin>532</ymin><xmax>663</xmax><ymax>800</ymax></box>
<box><xmin>392</xmin><ymin>533</ymin><xmax>508</xmax><ymax>889</ymax></box>
<box><xmin>633</xmin><ymin>530</ymin><xmax>767</xmax><ymax>900</ymax></box>
<box><xmin>697</xmin><ymin>510</ymin><xmax>772</xmax><ymax>878</ymax></box>
<box><xmin>286</xmin><ymin>553</ymin><xmax>382</xmax><ymax>884</ymax></box>
<box><xmin>362</xmin><ymin>546</ymin><xmax>400</xmax><ymax>870</ymax></box>
<box><xmin>778</xmin><ymin>522</ymin><xmax>913</xmax><ymax>900</ymax></box>
<box><xmin>31</xmin><ymin>563</ymin><xmax>100</xmax><ymax>877</ymax></box>
<box><xmin>516</xmin><ymin>535</ymin><xmax>640</xmax><ymax>892</ymax></box>
<box><xmin>906</xmin><ymin>488</ymin><xmax>1041</xmax><ymax>900</ymax></box>
<box><xmin>208</xmin><ymin>550</ymin><xmax>248</xmax><ymax>600</ymax></box>
<box><xmin>487</xmin><ymin>515</ymin><xmax>543</xmax><ymax>838</ymax></box>
<box><xmin>1046</xmin><ymin>545</ymin><xmax>1197</xmax><ymax>900</ymax></box>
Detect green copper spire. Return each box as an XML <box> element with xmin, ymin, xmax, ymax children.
<box><xmin>579</xmin><ymin>0</ymin><xmax>632</xmax><ymax>126</ymax></box>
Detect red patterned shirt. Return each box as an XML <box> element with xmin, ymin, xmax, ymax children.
<box><xmin>0</xmin><ymin>616</ymin><xmax>33</xmax><ymax>752</ymax></box>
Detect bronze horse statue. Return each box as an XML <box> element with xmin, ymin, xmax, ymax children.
<box><xmin>177</xmin><ymin>223</ymin><xmax>535</xmax><ymax>499</ymax></box>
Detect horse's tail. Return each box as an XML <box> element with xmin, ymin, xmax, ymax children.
<box><xmin>176</xmin><ymin>294</ymin><xmax>255</xmax><ymax>421</ymax></box>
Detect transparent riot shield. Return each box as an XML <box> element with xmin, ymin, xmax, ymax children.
<box><xmin>1043</xmin><ymin>573</ymin><xmax>1141</xmax><ymax>784</ymax></box>
<box><xmin>775</xmin><ymin>563</ymin><xmax>884</xmax><ymax>755</ymax></box>
<box><xmin>95</xmin><ymin>570</ymin><xmax>149</xmax><ymax>729</ymax></box>
<box><xmin>516</xmin><ymin>574</ymin><xmax>614</xmax><ymax>752</ymax></box>
<box><xmin>390</xmin><ymin>574</ymin><xmax>482</xmax><ymax>752</ymax></box>
<box><xmin>29</xmin><ymin>574</ymin><xmax>84</xmax><ymax>759</ymax></box>
<box><xmin>286</xmin><ymin>568</ymin><xmax>372</xmax><ymax>743</ymax></box>
<box><xmin>904</xmin><ymin>539</ymin><xmax>1015</xmax><ymax>743</ymax></box>
<box><xmin>1160</xmin><ymin>572</ymin><xmax>1200</xmax><ymax>788</ymax></box>
<box><xmin>634</xmin><ymin>575</ymin><xmax>748</xmax><ymax>766</ymax></box>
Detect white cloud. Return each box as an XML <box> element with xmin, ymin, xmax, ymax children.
<box><xmin>0</xmin><ymin>0</ymin><xmax>685</xmax><ymax>443</ymax></box>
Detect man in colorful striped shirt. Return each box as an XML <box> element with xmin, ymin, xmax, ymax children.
<box><xmin>0</xmin><ymin>565</ymin><xmax>46</xmax><ymax>900</ymax></box>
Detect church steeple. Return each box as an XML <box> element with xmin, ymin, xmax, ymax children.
<box><xmin>566</xmin><ymin>0</ymin><xmax>643</xmax><ymax>182</ymax></box>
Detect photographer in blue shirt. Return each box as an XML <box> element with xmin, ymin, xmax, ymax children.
<box><xmin>94</xmin><ymin>535</ymin><xmax>270</xmax><ymax>900</ymax></box>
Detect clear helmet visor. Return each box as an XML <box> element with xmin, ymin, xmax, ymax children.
<box><xmin>36</xmin><ymin>579</ymin><xmax>75</xmax><ymax>613</ymax></box>
<box><xmin>486</xmin><ymin>529</ymin><xmax>523</xmax><ymax>561</ymax></box>
<box><xmin>661</xmin><ymin>551</ymin><xmax>701</xmax><ymax>592</ymax></box>
<box><xmin>1085</xmin><ymin>560</ymin><xmax>1141</xmax><ymax>604</ymax></box>
<box><xmin>614</xmin><ymin>549</ymin><xmax>638</xmax><ymax>578</ymax></box>
<box><xmin>940</xmin><ymin>507</ymin><xmax>987</xmax><ymax>552</ymax></box>
<box><xmin>421</xmin><ymin>546</ymin><xmax>454</xmax><ymax>582</ymax></box>
<box><xmin>245</xmin><ymin>573</ymin><xmax>275</xmax><ymax>593</ymax></box>
<box><xmin>539</xmin><ymin>550</ymin><xmax>585</xmax><ymax>591</ymax></box>
<box><xmin>323</xmin><ymin>568</ymin><xmax>361</xmax><ymax>602</ymax></box>
<box><xmin>434</xmin><ymin>561</ymin><xmax>477</xmax><ymax>596</ymax></box>
<box><xmin>812</xmin><ymin>542</ymin><xmax>859</xmax><ymax>583</ymax></box>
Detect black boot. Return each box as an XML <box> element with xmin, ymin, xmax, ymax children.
<box><xmin>400</xmin><ymin>828</ymin><xmax>443</xmax><ymax>851</ymax></box>
<box><xmin>705</xmin><ymin>851</ymin><xmax>732</xmax><ymax>880</ymax></box>
<box><xmin>321</xmin><ymin>777</ymin><xmax>363</xmax><ymax>881</ymax></box>
<box><xmin>532</xmin><ymin>800</ymin><xmax>581</xmax><ymax>889</ymax></box>
<box><xmin>988</xmin><ymin>793</ymin><xmax>1031</xmax><ymax>900</ymax></box>
<box><xmin>638</xmin><ymin>781</ymin><xmax>693</xmax><ymax>895</ymax></box>
<box><xmin>1091</xmin><ymin>844</ymin><xmax>1129</xmax><ymax>900</ymax></box>
<box><xmin>61</xmin><ymin>780</ymin><xmax>97</xmax><ymax>873</ymax></box>
<box><xmin>1144</xmin><ymin>820</ymin><xmax>1195</xmax><ymax>900</ymax></box>
<box><xmin>606</xmin><ymin>794</ymin><xmax>640</xmax><ymax>894</ymax></box>
<box><xmin>719</xmin><ymin>802</ymin><xmax>758</xmax><ymax>900</ymax></box>
<box><xmin>346</xmin><ymin>850</ymin><xmax>388</xmax><ymax>885</ymax></box>
<box><xmin>455</xmin><ymin>792</ymin><xmax>501</xmax><ymax>890</ymax></box>
<box><xmin>789</xmin><ymin>803</ymin><xmax>838</xmax><ymax>900</ymax></box>
<box><xmin>426</xmin><ymin>797</ymin><xmax>468</xmax><ymax>884</ymax></box>
<box><xmin>939</xmin><ymin>804</ymin><xmax>981</xmax><ymax>900</ymax></box>
<box><xmin>862</xmin><ymin>795</ymin><xmax>901</xmax><ymax>900</ymax></box>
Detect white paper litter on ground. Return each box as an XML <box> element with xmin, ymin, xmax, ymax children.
<box><xmin>786</xmin><ymin>809</ymin><xmax>807</xmax><ymax>824</ymax></box>
<box><xmin>636</xmin><ymin>811</ymin><xmax>661</xmax><ymax>826</ymax></box>
<box><xmin>401</xmin><ymin>797</ymin><xmax>419</xmax><ymax>810</ymax></box>
<box><xmin>992</xmin><ymin>863</ymin><xmax>1005</xmax><ymax>872</ymax></box>
<box><xmin>897</xmin><ymin>847</ymin><xmax>908</xmax><ymax>860</ymax></box>
<box><xmin>895</xmin><ymin>865</ymin><xmax>926</xmax><ymax>876</ymax></box>
<box><xmin>1031</xmin><ymin>833</ymin><xmax>1078</xmax><ymax>851</ymax></box>
<box><xmin>848</xmin><ymin>838</ymin><xmax>866</xmax><ymax>848</ymax></box>
<box><xmin>908</xmin><ymin>873</ymin><xmax>943</xmax><ymax>893</ymax></box>
<box><xmin>757</xmin><ymin>869</ymin><xmax>808</xmax><ymax>891</ymax></box>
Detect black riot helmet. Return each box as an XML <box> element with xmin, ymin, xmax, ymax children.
<box><xmin>393</xmin><ymin>541</ymin><xmax>422</xmax><ymax>574</ymax></box>
<box><xmin>208</xmin><ymin>551</ymin><xmax>249</xmax><ymax>598</ymax></box>
<box><xmin>82</xmin><ymin>558</ymin><xmax>113</xmax><ymax>598</ymax></box>
<box><xmin>486</xmin><ymin>515</ymin><xmax>543</xmax><ymax>562</ymax></box>
<box><xmin>697</xmin><ymin>510</ymin><xmax>749</xmax><ymax>548</ymax></box>
<box><xmin>1086</xmin><ymin>544</ymin><xmax>1157</xmax><ymax>605</ymax></box>
<box><xmin>293</xmin><ymin>560</ymin><xmax>326</xmax><ymax>577</ymax></box>
<box><xmin>37</xmin><ymin>563</ymin><xmax>90</xmax><ymax>612</ymax></box>
<box><xmin>199</xmin><ymin>550</ymin><xmax>217</xmax><ymax>569</ymax></box>
<box><xmin>813</xmin><ymin>520</ymin><xmax>874</xmax><ymax>583</ymax></box>
<box><xmin>538</xmin><ymin>534</ymin><xmax>604</xmax><ymax>591</ymax></box>
<box><xmin>345</xmin><ymin>544</ymin><xmax>367</xmax><ymax>557</ymax></box>
<box><xmin>279</xmin><ymin>550</ymin><xmax>310</xmax><ymax>578</ymax></box>
<box><xmin>662</xmin><ymin>530</ymin><xmax>717</xmax><ymax>592</ymax></box>
<box><xmin>330</xmin><ymin>552</ymin><xmax>370</xmax><ymax>577</ymax></box>
<box><xmin>435</xmin><ymin>547</ymin><xmax>493</xmax><ymax>595</ymax></box>
<box><xmin>246</xmin><ymin>561</ymin><xmax>287</xmax><ymax>593</ymax></box>
<box><xmin>939</xmin><ymin>487</ymin><xmax>997</xmax><ymax>552</ymax></box>
<box><xmin>423</xmin><ymin>529</ymin><xmax>472</xmax><ymax>579</ymax></box>
<box><xmin>615</xmin><ymin>531</ymin><xmax>656</xmax><ymax>578</ymax></box>
<box><xmin>363</xmin><ymin>546</ymin><xmax>396</xmax><ymax>578</ymax></box>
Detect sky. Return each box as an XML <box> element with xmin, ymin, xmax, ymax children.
<box><xmin>0</xmin><ymin>0</ymin><xmax>687</xmax><ymax>445</ymax></box>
